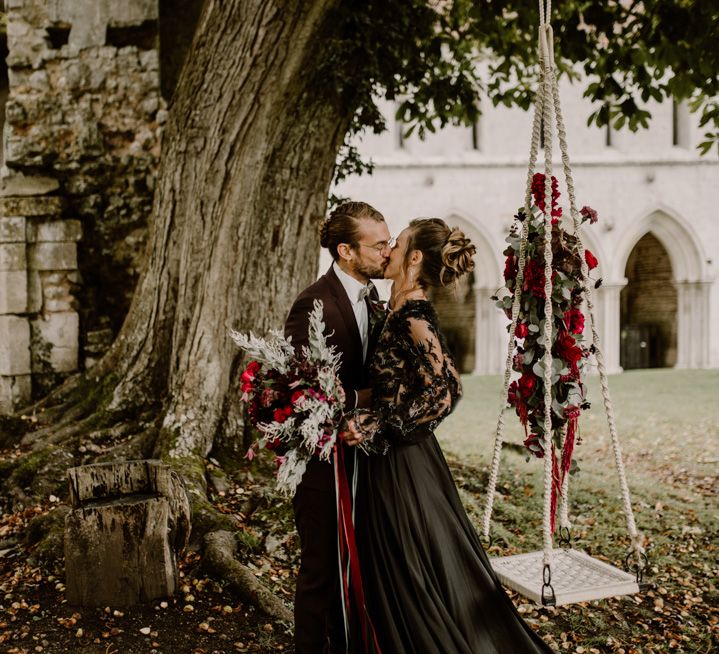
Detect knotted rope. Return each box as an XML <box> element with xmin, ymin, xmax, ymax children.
<box><xmin>481</xmin><ymin>0</ymin><xmax>645</xmax><ymax>583</ymax></box>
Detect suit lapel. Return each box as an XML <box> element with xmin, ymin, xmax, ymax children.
<box><xmin>325</xmin><ymin>265</ymin><xmax>363</xmax><ymax>358</ymax></box>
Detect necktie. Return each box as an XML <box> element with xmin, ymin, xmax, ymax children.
<box><xmin>359</xmin><ymin>283</ymin><xmax>374</xmax><ymax>361</ymax></box>
<box><xmin>358</xmin><ymin>282</ymin><xmax>374</xmax><ymax>302</ymax></box>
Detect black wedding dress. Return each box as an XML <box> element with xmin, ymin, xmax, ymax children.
<box><xmin>351</xmin><ymin>300</ymin><xmax>554</xmax><ymax>654</ymax></box>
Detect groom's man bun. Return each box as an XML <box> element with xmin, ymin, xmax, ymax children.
<box><xmin>320</xmin><ymin>201</ymin><xmax>385</xmax><ymax>260</ymax></box>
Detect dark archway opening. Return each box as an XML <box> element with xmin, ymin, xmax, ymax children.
<box><xmin>429</xmin><ymin>271</ymin><xmax>476</xmax><ymax>373</ymax></box>
<box><xmin>620</xmin><ymin>233</ymin><xmax>677</xmax><ymax>369</ymax></box>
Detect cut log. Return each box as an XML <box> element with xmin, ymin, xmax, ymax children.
<box><xmin>67</xmin><ymin>459</ymin><xmax>190</xmax><ymax>550</ymax></box>
<box><xmin>64</xmin><ymin>460</ymin><xmax>191</xmax><ymax>606</ymax></box>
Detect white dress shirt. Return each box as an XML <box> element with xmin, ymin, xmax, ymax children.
<box><xmin>333</xmin><ymin>261</ymin><xmax>371</xmax><ymax>361</ymax></box>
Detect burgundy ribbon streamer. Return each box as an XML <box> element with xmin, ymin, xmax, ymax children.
<box><xmin>334</xmin><ymin>444</ymin><xmax>382</xmax><ymax>653</ymax></box>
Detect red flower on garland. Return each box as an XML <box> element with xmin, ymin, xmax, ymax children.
<box><xmin>531</xmin><ymin>172</ymin><xmax>563</xmax><ymax>223</ymax></box>
<box><xmin>555</xmin><ymin>330</ymin><xmax>583</xmax><ymax>366</ymax></box>
<box><xmin>518</xmin><ymin>371</ymin><xmax>538</xmax><ymax>398</ymax></box>
<box><xmin>515</xmin><ymin>323</ymin><xmax>529</xmax><ymax>339</ymax></box>
<box><xmin>564</xmin><ymin>307</ymin><xmax>585</xmax><ymax>334</ymax></box>
<box><xmin>585</xmin><ymin>249</ymin><xmax>598</xmax><ymax>270</ymax></box>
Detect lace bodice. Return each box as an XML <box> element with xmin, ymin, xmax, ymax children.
<box><xmin>352</xmin><ymin>300</ymin><xmax>462</xmax><ymax>452</ymax></box>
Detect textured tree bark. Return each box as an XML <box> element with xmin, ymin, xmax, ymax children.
<box><xmin>101</xmin><ymin>0</ymin><xmax>348</xmax><ymax>457</ymax></box>
<box><xmin>7</xmin><ymin>0</ymin><xmax>353</xmax><ymax>614</ymax></box>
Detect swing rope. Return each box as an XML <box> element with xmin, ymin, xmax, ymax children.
<box><xmin>481</xmin><ymin>0</ymin><xmax>646</xmax><ymax>583</ymax></box>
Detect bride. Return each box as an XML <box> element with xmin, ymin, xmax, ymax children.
<box><xmin>345</xmin><ymin>218</ymin><xmax>554</xmax><ymax>653</ymax></box>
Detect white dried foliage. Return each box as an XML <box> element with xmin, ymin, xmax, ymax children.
<box><xmin>275</xmin><ymin>449</ymin><xmax>309</xmax><ymax>496</ymax></box>
<box><xmin>230</xmin><ymin>299</ymin><xmax>344</xmax><ymax>496</ymax></box>
<box><xmin>228</xmin><ymin>328</ymin><xmax>294</xmax><ymax>374</ymax></box>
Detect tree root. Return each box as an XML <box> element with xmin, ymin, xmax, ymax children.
<box><xmin>203</xmin><ymin>530</ymin><xmax>293</xmax><ymax>622</ymax></box>
<box><xmin>3</xmin><ymin>403</ymin><xmax>297</xmax><ymax>625</ymax></box>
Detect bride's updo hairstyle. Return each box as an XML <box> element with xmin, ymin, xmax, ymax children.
<box><xmin>405</xmin><ymin>218</ymin><xmax>476</xmax><ymax>288</ymax></box>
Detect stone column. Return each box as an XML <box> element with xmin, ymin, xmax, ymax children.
<box><xmin>675</xmin><ymin>281</ymin><xmax>710</xmax><ymax>369</ymax></box>
<box><xmin>592</xmin><ymin>281</ymin><xmax>625</xmax><ymax>375</ymax></box>
<box><xmin>473</xmin><ymin>286</ymin><xmax>505</xmax><ymax>375</ymax></box>
<box><xmin>0</xmin><ymin>215</ymin><xmax>31</xmax><ymax>411</ymax></box>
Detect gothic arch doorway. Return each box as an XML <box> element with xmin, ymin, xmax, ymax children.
<box><xmin>429</xmin><ymin>270</ymin><xmax>476</xmax><ymax>373</ymax></box>
<box><xmin>620</xmin><ymin>233</ymin><xmax>677</xmax><ymax>368</ymax></box>
<box><xmin>427</xmin><ymin>213</ymin><xmax>503</xmax><ymax>374</ymax></box>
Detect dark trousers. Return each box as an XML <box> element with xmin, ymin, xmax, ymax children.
<box><xmin>293</xmin><ymin>481</ymin><xmax>346</xmax><ymax>654</ymax></box>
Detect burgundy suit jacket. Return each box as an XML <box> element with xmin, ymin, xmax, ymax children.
<box><xmin>284</xmin><ymin>265</ymin><xmax>381</xmax><ymax>491</ymax></box>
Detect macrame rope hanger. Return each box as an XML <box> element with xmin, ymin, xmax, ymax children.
<box><xmin>480</xmin><ymin>0</ymin><xmax>648</xmax><ymax>606</ymax></box>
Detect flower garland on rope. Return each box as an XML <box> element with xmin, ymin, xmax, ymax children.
<box><xmin>497</xmin><ymin>172</ymin><xmax>600</xmax><ymax>530</ymax></box>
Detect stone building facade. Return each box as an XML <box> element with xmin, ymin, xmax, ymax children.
<box><xmin>0</xmin><ymin>2</ymin><xmax>717</xmax><ymax>411</ymax></box>
<box><xmin>333</xmin><ymin>87</ymin><xmax>719</xmax><ymax>374</ymax></box>
<box><xmin>0</xmin><ymin>0</ymin><xmax>164</xmax><ymax>411</ymax></box>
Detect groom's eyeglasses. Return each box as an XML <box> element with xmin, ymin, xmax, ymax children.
<box><xmin>357</xmin><ymin>236</ymin><xmax>397</xmax><ymax>253</ymax></box>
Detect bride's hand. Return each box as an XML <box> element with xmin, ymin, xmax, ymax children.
<box><xmin>342</xmin><ymin>418</ymin><xmax>364</xmax><ymax>447</ymax></box>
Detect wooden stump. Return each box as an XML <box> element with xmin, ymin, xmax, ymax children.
<box><xmin>64</xmin><ymin>460</ymin><xmax>191</xmax><ymax>607</ymax></box>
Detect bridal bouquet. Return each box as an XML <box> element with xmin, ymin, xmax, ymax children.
<box><xmin>230</xmin><ymin>300</ymin><xmax>345</xmax><ymax>496</ymax></box>
<box><xmin>497</xmin><ymin>173</ymin><xmax>599</xmax><ymax>526</ymax></box>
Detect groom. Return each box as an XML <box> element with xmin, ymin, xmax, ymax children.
<box><xmin>284</xmin><ymin>201</ymin><xmax>391</xmax><ymax>654</ymax></box>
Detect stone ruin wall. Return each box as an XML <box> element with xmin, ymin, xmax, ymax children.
<box><xmin>0</xmin><ymin>0</ymin><xmax>164</xmax><ymax>411</ymax></box>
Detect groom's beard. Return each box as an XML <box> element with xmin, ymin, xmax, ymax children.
<box><xmin>354</xmin><ymin>260</ymin><xmax>387</xmax><ymax>280</ymax></box>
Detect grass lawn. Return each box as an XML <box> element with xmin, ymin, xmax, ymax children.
<box><xmin>436</xmin><ymin>368</ymin><xmax>718</xmax><ymax>654</ymax></box>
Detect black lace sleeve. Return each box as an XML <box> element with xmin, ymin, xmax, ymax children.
<box><xmin>353</xmin><ymin>303</ymin><xmax>462</xmax><ymax>450</ymax></box>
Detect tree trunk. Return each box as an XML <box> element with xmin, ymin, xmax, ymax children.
<box><xmin>5</xmin><ymin>0</ymin><xmax>356</xmax><ymax>615</ymax></box>
<box><xmin>99</xmin><ymin>0</ymin><xmax>349</xmax><ymax>459</ymax></box>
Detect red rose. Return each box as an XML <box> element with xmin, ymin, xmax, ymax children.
<box><xmin>585</xmin><ymin>249</ymin><xmax>598</xmax><ymax>270</ymax></box>
<box><xmin>291</xmin><ymin>390</ymin><xmax>305</xmax><ymax>406</ymax></box>
<box><xmin>515</xmin><ymin>323</ymin><xmax>529</xmax><ymax>339</ymax></box>
<box><xmin>273</xmin><ymin>406</ymin><xmax>293</xmax><ymax>423</ymax></box>
<box><xmin>555</xmin><ymin>331</ymin><xmax>583</xmax><ymax>366</ymax></box>
<box><xmin>265</xmin><ymin>437</ymin><xmax>281</xmax><ymax>451</ymax></box>
<box><xmin>518</xmin><ymin>372</ymin><xmax>537</xmax><ymax>398</ymax></box>
<box><xmin>564</xmin><ymin>308</ymin><xmax>585</xmax><ymax>334</ymax></box>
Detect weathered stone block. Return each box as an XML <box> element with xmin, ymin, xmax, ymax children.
<box><xmin>26</xmin><ymin>270</ymin><xmax>42</xmax><ymax>313</ymax></box>
<box><xmin>0</xmin><ymin>217</ymin><xmax>26</xmax><ymax>243</ymax></box>
<box><xmin>0</xmin><ymin>374</ymin><xmax>31</xmax><ymax>414</ymax></box>
<box><xmin>27</xmin><ymin>242</ymin><xmax>77</xmax><ymax>270</ymax></box>
<box><xmin>46</xmin><ymin>346</ymin><xmax>78</xmax><ymax>373</ymax></box>
<box><xmin>32</xmin><ymin>311</ymin><xmax>79</xmax><ymax>350</ymax></box>
<box><xmin>0</xmin><ymin>174</ymin><xmax>60</xmax><ymax>197</ymax></box>
<box><xmin>0</xmin><ymin>316</ymin><xmax>31</xmax><ymax>375</ymax></box>
<box><xmin>0</xmin><ymin>243</ymin><xmax>26</xmax><ymax>271</ymax></box>
<box><xmin>0</xmin><ymin>270</ymin><xmax>28</xmax><ymax>314</ymax></box>
<box><xmin>44</xmin><ymin>298</ymin><xmax>74</xmax><ymax>313</ymax></box>
<box><xmin>0</xmin><ymin>196</ymin><xmax>64</xmax><ymax>217</ymax></box>
<box><xmin>27</xmin><ymin>219</ymin><xmax>82</xmax><ymax>243</ymax></box>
